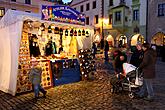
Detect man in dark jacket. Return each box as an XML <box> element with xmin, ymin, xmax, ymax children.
<box><xmin>104</xmin><ymin>40</ymin><xmax>109</xmax><ymax>61</ymax></box>
<box><xmin>136</xmin><ymin>43</ymin><xmax>157</xmax><ymax>101</ymax></box>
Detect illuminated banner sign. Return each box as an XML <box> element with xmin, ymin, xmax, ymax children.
<box><xmin>41</xmin><ymin>5</ymin><xmax>85</xmax><ymax>25</ymax></box>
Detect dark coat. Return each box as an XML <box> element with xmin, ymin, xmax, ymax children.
<box><xmin>130</xmin><ymin>49</ymin><xmax>143</xmax><ymax>67</ymax></box>
<box><xmin>139</xmin><ymin>48</ymin><xmax>157</xmax><ymax>79</ymax></box>
<box><xmin>104</xmin><ymin>41</ymin><xmax>109</xmax><ymax>51</ymax></box>
<box><xmin>113</xmin><ymin>53</ymin><xmax>127</xmax><ymax>73</ymax></box>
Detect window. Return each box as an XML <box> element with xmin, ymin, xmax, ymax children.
<box><xmin>0</xmin><ymin>8</ymin><xmax>5</xmax><ymax>17</ymax></box>
<box><xmin>133</xmin><ymin>9</ymin><xmax>139</xmax><ymax>21</ymax></box>
<box><xmin>115</xmin><ymin>11</ymin><xmax>121</xmax><ymax>21</ymax></box>
<box><xmin>93</xmin><ymin>1</ymin><xmax>96</xmax><ymax>9</ymax></box>
<box><xmin>25</xmin><ymin>11</ymin><xmax>31</xmax><ymax>13</ymax></box>
<box><xmin>25</xmin><ymin>0</ymin><xmax>31</xmax><ymax>4</ymax></box>
<box><xmin>80</xmin><ymin>5</ymin><xmax>84</xmax><ymax>12</ymax></box>
<box><xmin>109</xmin><ymin>0</ymin><xmax>113</xmax><ymax>6</ymax></box>
<box><xmin>86</xmin><ymin>3</ymin><xmax>90</xmax><ymax>11</ymax></box>
<box><xmin>11</xmin><ymin>0</ymin><xmax>16</xmax><ymax>2</ymax></box>
<box><xmin>109</xmin><ymin>14</ymin><xmax>112</xmax><ymax>24</ymax></box>
<box><xmin>158</xmin><ymin>3</ymin><xmax>165</xmax><ymax>16</ymax></box>
<box><xmin>120</xmin><ymin>0</ymin><xmax>125</xmax><ymax>3</ymax></box>
<box><xmin>86</xmin><ymin>17</ymin><xmax>89</xmax><ymax>25</ymax></box>
<box><xmin>94</xmin><ymin>15</ymin><xmax>99</xmax><ymax>24</ymax></box>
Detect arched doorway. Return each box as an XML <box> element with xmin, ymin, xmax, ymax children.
<box><xmin>106</xmin><ymin>34</ymin><xmax>114</xmax><ymax>47</ymax></box>
<box><xmin>117</xmin><ymin>35</ymin><xmax>127</xmax><ymax>48</ymax></box>
<box><xmin>151</xmin><ymin>32</ymin><xmax>165</xmax><ymax>46</ymax></box>
<box><xmin>93</xmin><ymin>33</ymin><xmax>101</xmax><ymax>48</ymax></box>
<box><xmin>131</xmin><ymin>34</ymin><xmax>144</xmax><ymax>46</ymax></box>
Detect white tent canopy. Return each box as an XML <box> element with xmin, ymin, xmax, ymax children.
<box><xmin>0</xmin><ymin>9</ymin><xmax>94</xmax><ymax>96</ymax></box>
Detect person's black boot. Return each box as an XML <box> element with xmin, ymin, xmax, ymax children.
<box><xmin>43</xmin><ymin>91</ymin><xmax>47</xmax><ymax>98</ymax></box>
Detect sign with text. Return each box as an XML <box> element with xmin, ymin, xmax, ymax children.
<box><xmin>41</xmin><ymin>5</ymin><xmax>85</xmax><ymax>25</ymax></box>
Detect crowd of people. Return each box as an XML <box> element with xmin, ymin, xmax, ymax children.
<box><xmin>29</xmin><ymin>37</ymin><xmax>158</xmax><ymax>102</ymax></box>
<box><xmin>92</xmin><ymin>39</ymin><xmax>157</xmax><ymax>101</ymax></box>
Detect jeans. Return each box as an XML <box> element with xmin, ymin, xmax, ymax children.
<box><xmin>33</xmin><ymin>84</ymin><xmax>46</xmax><ymax>98</ymax></box>
<box><xmin>137</xmin><ymin>79</ymin><xmax>154</xmax><ymax>98</ymax></box>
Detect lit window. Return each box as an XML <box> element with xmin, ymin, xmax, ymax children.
<box><xmin>0</xmin><ymin>8</ymin><xmax>5</xmax><ymax>17</ymax></box>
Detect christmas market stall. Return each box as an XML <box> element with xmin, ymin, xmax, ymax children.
<box><xmin>0</xmin><ymin>6</ymin><xmax>94</xmax><ymax>96</ymax></box>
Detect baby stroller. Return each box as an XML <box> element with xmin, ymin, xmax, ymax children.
<box><xmin>110</xmin><ymin>63</ymin><xmax>143</xmax><ymax>98</ymax></box>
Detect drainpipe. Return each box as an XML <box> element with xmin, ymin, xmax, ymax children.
<box><xmin>102</xmin><ymin>0</ymin><xmax>104</xmax><ymax>40</ymax></box>
<box><xmin>146</xmin><ymin>0</ymin><xmax>148</xmax><ymax>42</ymax></box>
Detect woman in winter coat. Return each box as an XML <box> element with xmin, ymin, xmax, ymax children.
<box><xmin>136</xmin><ymin>43</ymin><xmax>157</xmax><ymax>101</ymax></box>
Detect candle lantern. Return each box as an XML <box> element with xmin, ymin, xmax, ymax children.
<box><xmin>86</xmin><ymin>31</ymin><xmax>89</xmax><ymax>37</ymax></box>
<box><xmin>70</xmin><ymin>29</ymin><xmax>73</xmax><ymax>36</ymax></box>
<box><xmin>78</xmin><ymin>30</ymin><xmax>81</xmax><ymax>36</ymax></box>
<box><xmin>48</xmin><ymin>25</ymin><xmax>52</xmax><ymax>33</ymax></box>
<box><xmin>74</xmin><ymin>30</ymin><xmax>77</xmax><ymax>36</ymax></box>
<box><xmin>82</xmin><ymin>29</ymin><xmax>85</xmax><ymax>36</ymax></box>
<box><xmin>40</xmin><ymin>23</ymin><xmax>45</xmax><ymax>31</ymax></box>
<box><xmin>54</xmin><ymin>27</ymin><xmax>59</xmax><ymax>34</ymax></box>
<box><xmin>65</xmin><ymin>29</ymin><xmax>68</xmax><ymax>36</ymax></box>
<box><xmin>59</xmin><ymin>28</ymin><xmax>63</xmax><ymax>35</ymax></box>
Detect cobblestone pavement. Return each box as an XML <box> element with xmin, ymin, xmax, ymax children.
<box><xmin>0</xmin><ymin>57</ymin><xmax>165</xmax><ymax>110</ymax></box>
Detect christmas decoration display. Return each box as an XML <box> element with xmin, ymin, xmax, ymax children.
<box><xmin>78</xmin><ymin>49</ymin><xmax>96</xmax><ymax>80</ymax></box>
<box><xmin>17</xmin><ymin>32</ymin><xmax>32</xmax><ymax>93</ymax></box>
<box><xmin>40</xmin><ymin>60</ymin><xmax>53</xmax><ymax>88</ymax></box>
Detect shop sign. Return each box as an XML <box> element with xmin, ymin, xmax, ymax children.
<box><xmin>41</xmin><ymin>5</ymin><xmax>85</xmax><ymax>25</ymax></box>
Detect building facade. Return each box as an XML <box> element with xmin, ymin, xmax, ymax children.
<box><xmin>70</xmin><ymin>0</ymin><xmax>113</xmax><ymax>45</ymax></box>
<box><xmin>148</xmin><ymin>0</ymin><xmax>165</xmax><ymax>46</ymax></box>
<box><xmin>110</xmin><ymin>0</ymin><xmax>147</xmax><ymax>47</ymax></box>
<box><xmin>70</xmin><ymin>0</ymin><xmax>147</xmax><ymax>47</ymax></box>
<box><xmin>0</xmin><ymin>0</ymin><xmax>55</xmax><ymax>19</ymax></box>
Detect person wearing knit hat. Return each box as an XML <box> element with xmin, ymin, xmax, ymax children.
<box><xmin>29</xmin><ymin>57</ymin><xmax>47</xmax><ymax>100</ymax></box>
<box><xmin>130</xmin><ymin>43</ymin><xmax>144</xmax><ymax>67</ymax></box>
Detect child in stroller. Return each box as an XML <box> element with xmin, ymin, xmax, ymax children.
<box><xmin>110</xmin><ymin>63</ymin><xmax>143</xmax><ymax>98</ymax></box>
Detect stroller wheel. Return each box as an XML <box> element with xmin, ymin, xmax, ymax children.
<box><xmin>128</xmin><ymin>92</ymin><xmax>134</xmax><ymax>99</ymax></box>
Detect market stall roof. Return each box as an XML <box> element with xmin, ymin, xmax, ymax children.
<box><xmin>0</xmin><ymin>9</ymin><xmax>93</xmax><ymax>29</ymax></box>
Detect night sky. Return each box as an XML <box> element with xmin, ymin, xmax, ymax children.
<box><xmin>62</xmin><ymin>0</ymin><xmax>72</xmax><ymax>4</ymax></box>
